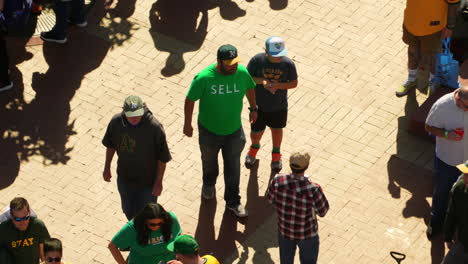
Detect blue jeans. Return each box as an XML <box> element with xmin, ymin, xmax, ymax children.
<box><xmin>430</xmin><ymin>157</ymin><xmax>461</xmax><ymax>231</ymax></box>
<box><xmin>117</xmin><ymin>176</ymin><xmax>156</xmax><ymax>220</ymax></box>
<box><xmin>50</xmin><ymin>0</ymin><xmax>85</xmax><ymax>37</ymax></box>
<box><xmin>198</xmin><ymin>123</ymin><xmax>246</xmax><ymax>207</ymax></box>
<box><xmin>278</xmin><ymin>233</ymin><xmax>319</xmax><ymax>264</ymax></box>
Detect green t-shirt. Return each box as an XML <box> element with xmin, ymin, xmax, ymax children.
<box><xmin>0</xmin><ymin>217</ymin><xmax>50</xmax><ymax>264</ymax></box>
<box><xmin>187</xmin><ymin>64</ymin><xmax>256</xmax><ymax>135</ymax></box>
<box><xmin>111</xmin><ymin>212</ymin><xmax>182</xmax><ymax>264</ymax></box>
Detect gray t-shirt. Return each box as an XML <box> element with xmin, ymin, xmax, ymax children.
<box><xmin>247</xmin><ymin>53</ymin><xmax>298</xmax><ymax>112</ymax></box>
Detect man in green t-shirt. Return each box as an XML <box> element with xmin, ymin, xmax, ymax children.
<box><xmin>183</xmin><ymin>44</ymin><xmax>257</xmax><ymax>218</ymax></box>
<box><xmin>0</xmin><ymin>197</ymin><xmax>50</xmax><ymax>264</ymax></box>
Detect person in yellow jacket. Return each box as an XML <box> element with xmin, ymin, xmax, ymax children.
<box><xmin>396</xmin><ymin>0</ymin><xmax>461</xmax><ymax>97</ymax></box>
<box><xmin>40</xmin><ymin>238</ymin><xmax>71</xmax><ymax>264</ymax></box>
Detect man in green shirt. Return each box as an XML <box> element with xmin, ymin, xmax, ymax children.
<box><xmin>442</xmin><ymin>161</ymin><xmax>468</xmax><ymax>263</ymax></box>
<box><xmin>0</xmin><ymin>197</ymin><xmax>50</xmax><ymax>264</ymax></box>
<box><xmin>183</xmin><ymin>44</ymin><xmax>257</xmax><ymax>218</ymax></box>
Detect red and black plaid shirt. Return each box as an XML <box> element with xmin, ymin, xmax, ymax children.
<box><xmin>266</xmin><ymin>173</ymin><xmax>329</xmax><ymax>240</ymax></box>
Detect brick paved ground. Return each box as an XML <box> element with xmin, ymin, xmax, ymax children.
<box><xmin>1</xmin><ymin>0</ymin><xmax>467</xmax><ymax>263</ymax></box>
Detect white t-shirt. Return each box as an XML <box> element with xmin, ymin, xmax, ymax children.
<box><xmin>426</xmin><ymin>92</ymin><xmax>468</xmax><ymax>166</ymax></box>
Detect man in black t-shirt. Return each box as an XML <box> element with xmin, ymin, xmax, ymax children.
<box><xmin>245</xmin><ymin>36</ymin><xmax>298</xmax><ymax>172</ymax></box>
<box><xmin>102</xmin><ymin>95</ymin><xmax>172</xmax><ymax>220</ymax></box>
<box><xmin>0</xmin><ymin>197</ymin><xmax>50</xmax><ymax>264</ymax></box>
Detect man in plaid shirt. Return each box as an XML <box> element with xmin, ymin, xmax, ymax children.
<box><xmin>266</xmin><ymin>151</ymin><xmax>329</xmax><ymax>264</ymax></box>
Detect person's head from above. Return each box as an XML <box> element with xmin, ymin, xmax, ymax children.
<box><xmin>455</xmin><ymin>160</ymin><xmax>468</xmax><ymax>188</ymax></box>
<box><xmin>134</xmin><ymin>203</ymin><xmax>173</xmax><ymax>245</ymax></box>
<box><xmin>44</xmin><ymin>238</ymin><xmax>63</xmax><ymax>264</ymax></box>
<box><xmin>217</xmin><ymin>44</ymin><xmax>240</xmax><ymax>75</ymax></box>
<box><xmin>9</xmin><ymin>197</ymin><xmax>30</xmax><ymax>231</ymax></box>
<box><xmin>265</xmin><ymin>36</ymin><xmax>288</xmax><ymax>63</ymax></box>
<box><xmin>123</xmin><ymin>95</ymin><xmax>145</xmax><ymax>125</ymax></box>
<box><xmin>289</xmin><ymin>151</ymin><xmax>310</xmax><ymax>175</ymax></box>
<box><xmin>455</xmin><ymin>85</ymin><xmax>468</xmax><ymax>112</ymax></box>
<box><xmin>167</xmin><ymin>235</ymin><xmax>201</xmax><ymax>264</ymax></box>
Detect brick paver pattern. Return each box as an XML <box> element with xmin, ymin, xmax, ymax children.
<box><xmin>0</xmin><ymin>0</ymin><xmax>456</xmax><ymax>263</ymax></box>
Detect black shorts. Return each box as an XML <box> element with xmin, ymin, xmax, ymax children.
<box><xmin>251</xmin><ymin>110</ymin><xmax>288</xmax><ymax>132</ymax></box>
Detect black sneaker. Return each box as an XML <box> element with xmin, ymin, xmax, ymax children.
<box><xmin>67</xmin><ymin>19</ymin><xmax>88</xmax><ymax>28</ymax></box>
<box><xmin>40</xmin><ymin>31</ymin><xmax>67</xmax><ymax>44</ymax></box>
<box><xmin>0</xmin><ymin>82</ymin><xmax>13</xmax><ymax>92</ymax></box>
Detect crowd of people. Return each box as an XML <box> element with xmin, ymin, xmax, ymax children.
<box><xmin>0</xmin><ymin>0</ymin><xmax>468</xmax><ymax>262</ymax></box>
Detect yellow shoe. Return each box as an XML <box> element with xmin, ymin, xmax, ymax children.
<box><xmin>396</xmin><ymin>80</ymin><xmax>416</xmax><ymax>97</ymax></box>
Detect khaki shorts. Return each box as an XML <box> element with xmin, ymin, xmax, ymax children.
<box><xmin>402</xmin><ymin>26</ymin><xmax>442</xmax><ymax>55</ymax></box>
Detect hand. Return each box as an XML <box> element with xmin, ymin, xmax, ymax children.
<box><xmin>183</xmin><ymin>123</ymin><xmax>193</xmax><ymax>137</ymax></box>
<box><xmin>167</xmin><ymin>261</ymin><xmax>183</xmax><ymax>264</ymax></box>
<box><xmin>152</xmin><ymin>181</ymin><xmax>163</xmax><ymax>196</ymax></box>
<box><xmin>441</xmin><ymin>27</ymin><xmax>453</xmax><ymax>39</ymax></box>
<box><xmin>446</xmin><ymin>241</ymin><xmax>454</xmax><ymax>249</ymax></box>
<box><xmin>249</xmin><ymin>111</ymin><xmax>257</xmax><ymax>124</ymax></box>
<box><xmin>262</xmin><ymin>79</ymin><xmax>271</xmax><ymax>89</ymax></box>
<box><xmin>103</xmin><ymin>168</ymin><xmax>112</xmax><ymax>182</ymax></box>
<box><xmin>447</xmin><ymin>131</ymin><xmax>463</xmax><ymax>141</ymax></box>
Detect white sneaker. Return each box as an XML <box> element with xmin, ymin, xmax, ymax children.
<box><xmin>227</xmin><ymin>204</ymin><xmax>248</xmax><ymax>217</ymax></box>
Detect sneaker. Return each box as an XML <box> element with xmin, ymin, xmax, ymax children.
<box><xmin>395</xmin><ymin>80</ymin><xmax>416</xmax><ymax>97</ymax></box>
<box><xmin>0</xmin><ymin>82</ymin><xmax>13</xmax><ymax>92</ymax></box>
<box><xmin>201</xmin><ymin>185</ymin><xmax>215</xmax><ymax>200</ymax></box>
<box><xmin>245</xmin><ymin>147</ymin><xmax>259</xmax><ymax>168</ymax></box>
<box><xmin>68</xmin><ymin>19</ymin><xmax>88</xmax><ymax>28</ymax></box>
<box><xmin>40</xmin><ymin>32</ymin><xmax>67</xmax><ymax>44</ymax></box>
<box><xmin>271</xmin><ymin>153</ymin><xmax>282</xmax><ymax>172</ymax></box>
<box><xmin>227</xmin><ymin>204</ymin><xmax>248</xmax><ymax>217</ymax></box>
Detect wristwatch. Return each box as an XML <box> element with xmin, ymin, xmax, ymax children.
<box><xmin>248</xmin><ymin>106</ymin><xmax>258</xmax><ymax>112</ymax></box>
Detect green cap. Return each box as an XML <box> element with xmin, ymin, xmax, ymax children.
<box><xmin>123</xmin><ymin>95</ymin><xmax>144</xmax><ymax>117</ymax></box>
<box><xmin>217</xmin><ymin>44</ymin><xmax>241</xmax><ymax>65</ymax></box>
<box><xmin>167</xmin><ymin>235</ymin><xmax>199</xmax><ymax>255</ymax></box>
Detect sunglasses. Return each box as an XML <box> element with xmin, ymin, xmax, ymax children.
<box><xmin>46</xmin><ymin>257</ymin><xmax>61</xmax><ymax>263</ymax></box>
<box><xmin>12</xmin><ymin>215</ymin><xmax>30</xmax><ymax>222</ymax></box>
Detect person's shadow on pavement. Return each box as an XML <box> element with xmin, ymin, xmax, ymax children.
<box><xmin>148</xmin><ymin>0</ymin><xmax>246</xmax><ymax>77</ymax></box>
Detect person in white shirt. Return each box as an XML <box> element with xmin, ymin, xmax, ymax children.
<box><xmin>425</xmin><ymin>85</ymin><xmax>468</xmax><ymax>240</ymax></box>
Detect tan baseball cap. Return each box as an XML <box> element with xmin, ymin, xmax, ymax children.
<box><xmin>289</xmin><ymin>151</ymin><xmax>310</xmax><ymax>170</ymax></box>
<box><xmin>456</xmin><ymin>160</ymin><xmax>468</xmax><ymax>173</ymax></box>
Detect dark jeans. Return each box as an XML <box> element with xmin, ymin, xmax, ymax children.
<box><xmin>278</xmin><ymin>233</ymin><xmax>319</xmax><ymax>264</ymax></box>
<box><xmin>0</xmin><ymin>32</ymin><xmax>9</xmax><ymax>85</ymax></box>
<box><xmin>198</xmin><ymin>123</ymin><xmax>246</xmax><ymax>207</ymax></box>
<box><xmin>50</xmin><ymin>0</ymin><xmax>85</xmax><ymax>37</ymax></box>
<box><xmin>117</xmin><ymin>176</ymin><xmax>156</xmax><ymax>220</ymax></box>
<box><xmin>430</xmin><ymin>157</ymin><xmax>461</xmax><ymax>231</ymax></box>
<box><xmin>441</xmin><ymin>242</ymin><xmax>468</xmax><ymax>264</ymax></box>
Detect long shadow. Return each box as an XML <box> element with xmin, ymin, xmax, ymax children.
<box><xmin>148</xmin><ymin>0</ymin><xmax>246</xmax><ymax>77</ymax></box>
<box><xmin>0</xmin><ymin>0</ymin><xmax>133</xmax><ymax>189</ymax></box>
<box><xmin>193</xmin><ymin>160</ymin><xmax>277</xmax><ymax>263</ymax></box>
<box><xmin>387</xmin><ymin>88</ymin><xmax>448</xmax><ymax>263</ymax></box>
